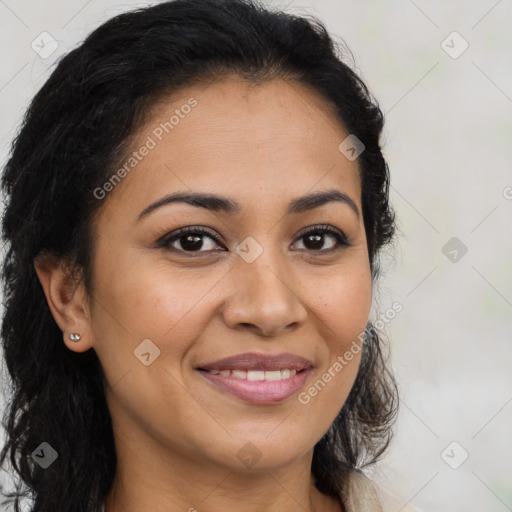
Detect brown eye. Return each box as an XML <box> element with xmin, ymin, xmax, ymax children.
<box><xmin>292</xmin><ymin>225</ymin><xmax>351</xmax><ymax>252</ymax></box>
<box><xmin>157</xmin><ymin>224</ymin><xmax>350</xmax><ymax>255</ymax></box>
<box><xmin>158</xmin><ymin>227</ymin><xmax>225</xmax><ymax>253</ymax></box>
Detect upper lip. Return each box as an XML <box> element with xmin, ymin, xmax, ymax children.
<box><xmin>197</xmin><ymin>352</ymin><xmax>314</xmax><ymax>372</ymax></box>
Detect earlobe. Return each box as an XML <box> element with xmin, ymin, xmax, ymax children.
<box><xmin>34</xmin><ymin>255</ymin><xmax>93</xmax><ymax>353</ymax></box>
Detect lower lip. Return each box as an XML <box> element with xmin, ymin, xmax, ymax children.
<box><xmin>197</xmin><ymin>369</ymin><xmax>313</xmax><ymax>404</ymax></box>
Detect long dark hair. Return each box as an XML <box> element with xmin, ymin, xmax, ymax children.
<box><xmin>0</xmin><ymin>0</ymin><xmax>398</xmax><ymax>510</ymax></box>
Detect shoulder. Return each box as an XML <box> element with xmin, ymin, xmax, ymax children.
<box><xmin>342</xmin><ymin>471</ymin><xmax>421</xmax><ymax>512</ymax></box>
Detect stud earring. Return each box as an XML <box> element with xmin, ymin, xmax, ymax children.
<box><xmin>69</xmin><ymin>333</ymin><xmax>81</xmax><ymax>342</ymax></box>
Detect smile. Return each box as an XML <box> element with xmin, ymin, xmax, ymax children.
<box><xmin>203</xmin><ymin>368</ymin><xmax>298</xmax><ymax>381</ymax></box>
<box><xmin>196</xmin><ymin>368</ymin><xmax>312</xmax><ymax>404</ymax></box>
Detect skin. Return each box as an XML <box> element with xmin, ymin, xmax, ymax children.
<box><xmin>35</xmin><ymin>74</ymin><xmax>373</xmax><ymax>512</ymax></box>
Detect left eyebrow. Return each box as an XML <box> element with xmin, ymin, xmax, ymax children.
<box><xmin>136</xmin><ymin>189</ymin><xmax>360</xmax><ymax>221</ymax></box>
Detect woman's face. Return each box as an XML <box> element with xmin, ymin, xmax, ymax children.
<box><xmin>88</xmin><ymin>75</ymin><xmax>372</xmax><ymax>472</ymax></box>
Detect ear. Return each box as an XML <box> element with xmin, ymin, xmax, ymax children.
<box><xmin>34</xmin><ymin>254</ymin><xmax>93</xmax><ymax>353</ymax></box>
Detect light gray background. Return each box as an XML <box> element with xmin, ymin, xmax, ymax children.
<box><xmin>0</xmin><ymin>1</ymin><xmax>511</xmax><ymax>511</ymax></box>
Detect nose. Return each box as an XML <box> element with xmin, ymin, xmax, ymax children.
<box><xmin>221</xmin><ymin>250</ymin><xmax>308</xmax><ymax>337</ymax></box>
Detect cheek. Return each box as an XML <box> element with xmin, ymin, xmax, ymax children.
<box><xmin>304</xmin><ymin>261</ymin><xmax>372</xmax><ymax>403</ymax></box>
<box><xmin>90</xmin><ymin>252</ymin><xmax>228</xmax><ymax>365</ymax></box>
<box><xmin>311</xmin><ymin>264</ymin><xmax>372</xmax><ymax>344</ymax></box>
<box><xmin>298</xmin><ymin>269</ymin><xmax>371</xmax><ymax>424</ymax></box>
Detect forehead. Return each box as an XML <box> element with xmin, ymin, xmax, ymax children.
<box><xmin>97</xmin><ymin>75</ymin><xmax>362</xmax><ymax>223</ymax></box>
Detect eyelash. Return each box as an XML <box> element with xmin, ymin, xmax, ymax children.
<box><xmin>157</xmin><ymin>224</ymin><xmax>351</xmax><ymax>255</ymax></box>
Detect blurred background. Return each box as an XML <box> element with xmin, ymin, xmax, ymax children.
<box><xmin>0</xmin><ymin>1</ymin><xmax>511</xmax><ymax>511</ymax></box>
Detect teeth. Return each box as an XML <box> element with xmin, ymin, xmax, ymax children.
<box><xmin>206</xmin><ymin>369</ymin><xmax>298</xmax><ymax>381</ymax></box>
<box><xmin>247</xmin><ymin>370</ymin><xmax>265</xmax><ymax>381</ymax></box>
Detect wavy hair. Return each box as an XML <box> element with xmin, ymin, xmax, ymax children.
<box><xmin>0</xmin><ymin>0</ymin><xmax>398</xmax><ymax>510</ymax></box>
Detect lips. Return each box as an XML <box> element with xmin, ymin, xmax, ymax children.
<box><xmin>197</xmin><ymin>352</ymin><xmax>314</xmax><ymax>372</ymax></box>
<box><xmin>195</xmin><ymin>352</ymin><xmax>314</xmax><ymax>404</ymax></box>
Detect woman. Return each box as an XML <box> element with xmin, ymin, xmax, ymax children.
<box><xmin>0</xmin><ymin>0</ymin><xmax>414</xmax><ymax>510</ymax></box>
